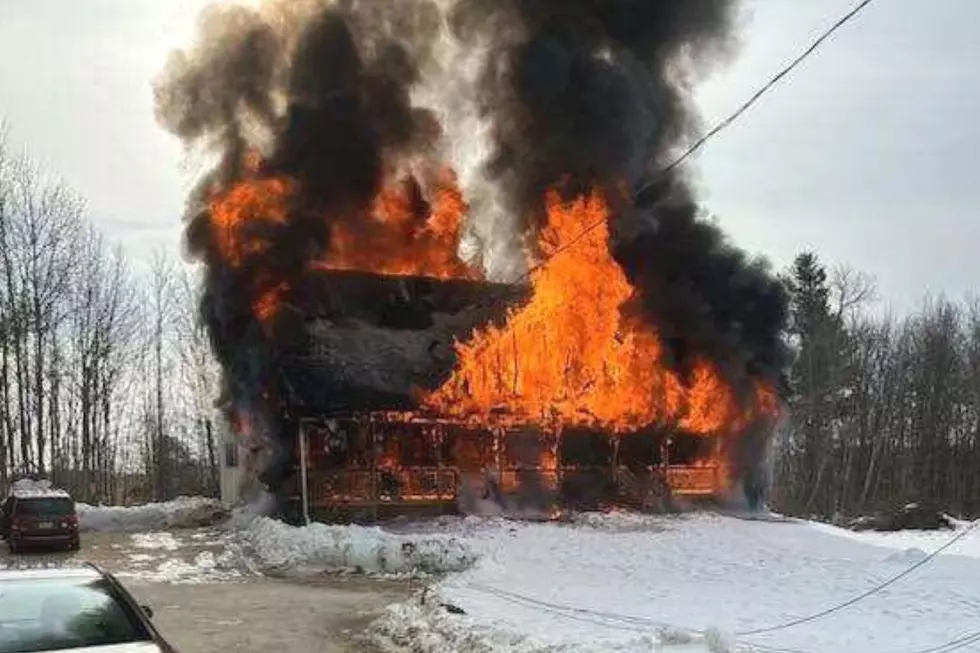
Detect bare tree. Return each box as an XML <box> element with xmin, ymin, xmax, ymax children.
<box><xmin>0</xmin><ymin>122</ymin><xmax>13</xmax><ymax>482</ymax></box>
<box><xmin>172</xmin><ymin>264</ymin><xmax>221</xmax><ymax>494</ymax></box>
<box><xmin>0</xmin><ymin>123</ymin><xmax>217</xmax><ymax>503</ymax></box>
<box><xmin>147</xmin><ymin>250</ymin><xmax>176</xmax><ymax>500</ymax></box>
<box><xmin>830</xmin><ymin>265</ymin><xmax>878</xmax><ymax>322</ymax></box>
<box><xmin>777</xmin><ymin>258</ymin><xmax>980</xmax><ymax>521</ymax></box>
<box><xmin>0</xmin><ymin>136</ymin><xmax>82</xmax><ymax>476</ymax></box>
<box><xmin>62</xmin><ymin>226</ymin><xmax>141</xmax><ymax>500</ymax></box>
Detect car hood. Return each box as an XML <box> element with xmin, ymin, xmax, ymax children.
<box><xmin>47</xmin><ymin>643</ymin><xmax>165</xmax><ymax>653</ymax></box>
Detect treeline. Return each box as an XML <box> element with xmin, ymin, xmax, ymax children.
<box><xmin>0</xmin><ymin>125</ymin><xmax>220</xmax><ymax>504</ymax></box>
<box><xmin>774</xmin><ymin>252</ymin><xmax>980</xmax><ymax>519</ymax></box>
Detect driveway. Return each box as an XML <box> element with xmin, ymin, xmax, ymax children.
<box><xmin>1</xmin><ymin>529</ymin><xmax>415</xmax><ymax>653</ymax></box>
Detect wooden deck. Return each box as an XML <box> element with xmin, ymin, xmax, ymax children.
<box><xmin>282</xmin><ymin>415</ymin><xmax>726</xmax><ymax>522</ymax></box>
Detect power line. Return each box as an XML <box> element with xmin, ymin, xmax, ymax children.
<box><xmin>464</xmin><ymin>582</ymin><xmax>660</xmax><ymax>634</ymax></box>
<box><xmin>465</xmin><ymin>582</ymin><xmax>806</xmax><ymax>653</ymax></box>
<box><xmin>464</xmin><ymin>0</ymin><xmax>880</xmax><ymax>317</ymax></box>
<box><xmin>463</xmin><ymin>519</ymin><xmax>980</xmax><ymax>647</ymax></box>
<box><xmin>468</xmin><ymin>571</ymin><xmax>980</xmax><ymax>653</ymax></box>
<box><xmin>650</xmin><ymin>0</ymin><xmax>878</xmax><ymax>181</ymax></box>
<box><xmin>465</xmin><ymin>582</ymin><xmax>807</xmax><ymax>653</ymax></box>
<box><xmin>551</xmin><ymin>0</ymin><xmax>879</xmax><ymax>279</ymax></box>
<box><xmin>467</xmin><ymin>581</ymin><xmax>677</xmax><ymax>631</ymax></box>
<box><xmin>736</xmin><ymin>519</ymin><xmax>980</xmax><ymax>637</ymax></box>
<box><xmin>901</xmin><ymin>629</ymin><xmax>980</xmax><ymax>653</ymax></box>
<box><xmin>749</xmin><ymin>627</ymin><xmax>980</xmax><ymax>653</ymax></box>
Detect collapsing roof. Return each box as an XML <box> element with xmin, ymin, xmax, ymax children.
<box><xmin>279</xmin><ymin>269</ymin><xmax>529</xmax><ymax>415</ymax></box>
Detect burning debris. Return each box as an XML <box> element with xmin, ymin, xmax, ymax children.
<box><xmin>155</xmin><ymin>0</ymin><xmax>789</xmax><ymax>519</ymax></box>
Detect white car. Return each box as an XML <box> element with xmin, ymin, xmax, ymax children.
<box><xmin>0</xmin><ymin>564</ymin><xmax>178</xmax><ymax>653</ymax></box>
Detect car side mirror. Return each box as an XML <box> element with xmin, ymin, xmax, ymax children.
<box><xmin>140</xmin><ymin>605</ymin><xmax>154</xmax><ymax>619</ymax></box>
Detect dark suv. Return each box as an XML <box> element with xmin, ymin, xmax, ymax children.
<box><xmin>1</xmin><ymin>485</ymin><xmax>80</xmax><ymax>553</ymax></box>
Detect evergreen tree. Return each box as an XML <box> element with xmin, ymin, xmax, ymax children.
<box><xmin>783</xmin><ymin>252</ymin><xmax>845</xmax><ymax>512</ymax></box>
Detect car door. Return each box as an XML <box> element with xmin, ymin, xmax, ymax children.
<box><xmin>102</xmin><ymin>570</ymin><xmax>178</xmax><ymax>652</ymax></box>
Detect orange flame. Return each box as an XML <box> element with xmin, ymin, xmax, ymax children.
<box><xmin>253</xmin><ymin>281</ymin><xmax>290</xmax><ymax>334</ymax></box>
<box><xmin>209</xmin><ymin>176</ymin><xmax>294</xmax><ymax>269</ymax></box>
<box><xmin>208</xmin><ymin>166</ymin><xmax>478</xmax><ymax>328</ymax></box>
<box><xmin>425</xmin><ymin>189</ymin><xmax>775</xmax><ymax>436</ymax></box>
<box><xmin>317</xmin><ymin>170</ymin><xmax>478</xmax><ymax>279</ymax></box>
<box><xmin>208</xmin><ymin>158</ymin><xmax>779</xmax><ymax>498</ymax></box>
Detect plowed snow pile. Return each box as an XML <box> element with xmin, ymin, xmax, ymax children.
<box><xmin>78</xmin><ymin>497</ymin><xmax>229</xmax><ymax>533</ymax></box>
<box><xmin>243</xmin><ymin>516</ymin><xmax>476</xmax><ymax>576</ymax></box>
<box><xmin>370</xmin><ymin>513</ymin><xmax>980</xmax><ymax>653</ymax></box>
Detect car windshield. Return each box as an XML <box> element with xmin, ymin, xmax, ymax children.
<box><xmin>0</xmin><ymin>577</ymin><xmax>152</xmax><ymax>653</ymax></box>
<box><xmin>13</xmin><ymin>499</ymin><xmax>73</xmax><ymax>518</ymax></box>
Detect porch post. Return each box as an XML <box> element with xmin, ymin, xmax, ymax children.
<box><xmin>298</xmin><ymin>421</ymin><xmax>311</xmax><ymax>525</ymax></box>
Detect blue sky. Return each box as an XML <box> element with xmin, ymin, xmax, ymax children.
<box><xmin>1</xmin><ymin>0</ymin><xmax>977</xmax><ymax>313</ymax></box>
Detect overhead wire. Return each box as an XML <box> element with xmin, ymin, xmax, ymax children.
<box><xmin>901</xmin><ymin>629</ymin><xmax>980</xmax><ymax>653</ymax></box>
<box><xmin>468</xmin><ymin>571</ymin><xmax>980</xmax><ymax>653</ymax></box>
<box><xmin>507</xmin><ymin>0</ymin><xmax>878</xmax><ymax>288</ymax></box>
<box><xmin>464</xmin><ymin>581</ymin><xmax>808</xmax><ymax>653</ymax></box>
<box><xmin>735</xmin><ymin>519</ymin><xmax>980</xmax><ymax>637</ymax></box>
<box><xmin>462</xmin><ymin>519</ymin><xmax>980</xmax><ymax>649</ymax></box>
<box><xmin>455</xmin><ymin>0</ymin><xmax>880</xmax><ymax>321</ymax></box>
<box><xmin>648</xmin><ymin>0</ymin><xmax>878</xmax><ymax>181</ymax></box>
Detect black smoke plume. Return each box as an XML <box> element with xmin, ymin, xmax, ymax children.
<box><xmin>155</xmin><ymin>1</ymin><xmax>444</xmax><ymax>495</ymax></box>
<box><xmin>155</xmin><ymin>0</ymin><xmax>790</xmax><ymax>506</ymax></box>
<box><xmin>450</xmin><ymin>0</ymin><xmax>790</xmax><ymax>495</ymax></box>
<box><xmin>448</xmin><ymin>0</ymin><xmax>788</xmax><ymax>383</ymax></box>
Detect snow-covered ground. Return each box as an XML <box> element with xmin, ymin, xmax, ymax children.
<box><xmin>0</xmin><ymin>526</ymin><xmax>251</xmax><ymax>585</ymax></box>
<box><xmin>808</xmin><ymin>518</ymin><xmax>980</xmax><ymax>560</ymax></box>
<box><xmin>114</xmin><ymin>530</ymin><xmax>252</xmax><ymax>584</ymax></box>
<box><xmin>12</xmin><ymin>486</ymin><xmax>980</xmax><ymax>652</ymax></box>
<box><xmin>369</xmin><ymin>513</ymin><xmax>980</xmax><ymax>653</ymax></box>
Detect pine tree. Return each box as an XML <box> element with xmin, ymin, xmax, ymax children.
<box><xmin>784</xmin><ymin>252</ymin><xmax>843</xmax><ymax>513</ymax></box>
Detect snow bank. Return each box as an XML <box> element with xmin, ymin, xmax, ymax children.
<box><xmin>77</xmin><ymin>496</ymin><xmax>229</xmax><ymax>533</ymax></box>
<box><xmin>372</xmin><ymin>598</ymin><xmax>706</xmax><ymax>653</ymax></box>
<box><xmin>243</xmin><ymin>517</ymin><xmax>477</xmax><ymax>576</ymax></box>
<box><xmin>371</xmin><ymin>512</ymin><xmax>980</xmax><ymax>653</ymax></box>
<box><xmin>371</xmin><ymin>597</ymin><xmax>736</xmax><ymax>653</ymax></box>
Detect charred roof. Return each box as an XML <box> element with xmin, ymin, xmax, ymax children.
<box><xmin>279</xmin><ymin>269</ymin><xmax>529</xmax><ymax>415</ymax></box>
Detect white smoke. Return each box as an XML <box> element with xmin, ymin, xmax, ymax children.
<box><xmin>226</xmin><ymin>490</ymin><xmax>278</xmax><ymax>529</ymax></box>
<box><xmin>409</xmin><ymin>0</ymin><xmax>529</xmax><ymax>283</ymax></box>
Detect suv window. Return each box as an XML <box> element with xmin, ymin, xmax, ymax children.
<box><xmin>12</xmin><ymin>498</ymin><xmax>74</xmax><ymax>519</ymax></box>
<box><xmin>0</xmin><ymin>577</ymin><xmax>152</xmax><ymax>653</ymax></box>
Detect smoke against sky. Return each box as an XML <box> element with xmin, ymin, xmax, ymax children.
<box><xmin>2</xmin><ymin>1</ymin><xmax>977</xmax><ymax>313</ymax></box>
<box><xmin>144</xmin><ymin>0</ymin><xmax>794</xmax><ymax>502</ymax></box>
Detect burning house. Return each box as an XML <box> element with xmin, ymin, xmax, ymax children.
<box><xmin>158</xmin><ymin>0</ymin><xmax>791</xmax><ymax>523</ymax></box>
